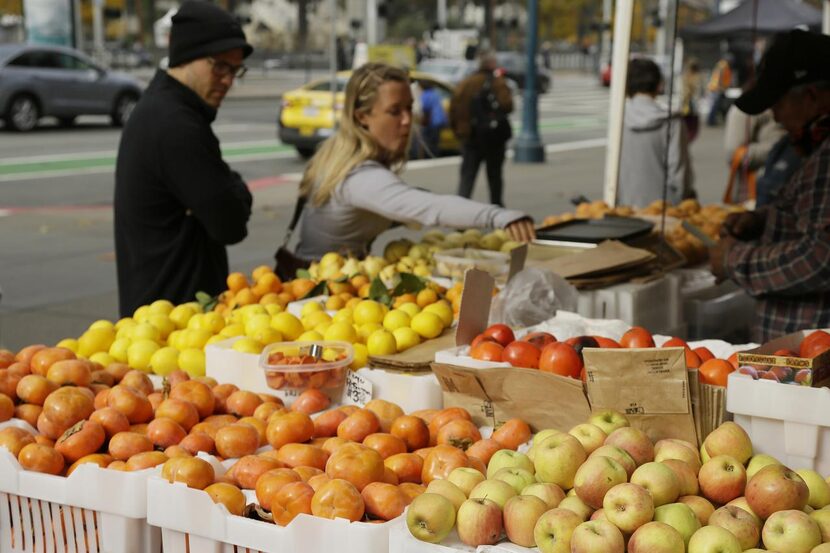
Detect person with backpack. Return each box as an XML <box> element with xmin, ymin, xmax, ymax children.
<box><xmin>449</xmin><ymin>51</ymin><xmax>514</xmax><ymax>207</ymax></box>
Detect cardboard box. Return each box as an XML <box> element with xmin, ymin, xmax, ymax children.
<box><xmin>736</xmin><ymin>330</ymin><xmax>830</xmax><ymax>388</ymax></box>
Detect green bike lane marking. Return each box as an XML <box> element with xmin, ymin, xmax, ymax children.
<box><xmin>0</xmin><ymin>116</ymin><xmax>607</xmax><ymax>178</ymax></box>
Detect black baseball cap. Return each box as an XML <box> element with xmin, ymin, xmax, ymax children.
<box><xmin>736</xmin><ymin>29</ymin><xmax>830</xmax><ymax>115</ymax></box>
<box><xmin>169</xmin><ymin>1</ymin><xmax>253</xmax><ymax>68</ymax></box>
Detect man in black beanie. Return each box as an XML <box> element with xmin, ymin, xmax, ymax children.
<box><xmin>114</xmin><ymin>1</ymin><xmax>254</xmax><ymax>317</ymax></box>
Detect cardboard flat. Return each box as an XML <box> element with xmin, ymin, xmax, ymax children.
<box><xmin>737</xmin><ymin>330</ymin><xmax>830</xmax><ymax>388</ymax></box>
<box><xmin>584</xmin><ymin>347</ymin><xmax>699</xmax><ymax>445</ymax></box>
<box><xmin>543</xmin><ymin>240</ymin><xmax>656</xmax><ymax>280</ymax></box>
<box><xmin>431</xmin><ymin>363</ymin><xmax>592</xmax><ymax>432</ymax></box>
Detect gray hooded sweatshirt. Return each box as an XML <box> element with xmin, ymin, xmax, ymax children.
<box><xmin>618</xmin><ymin>94</ymin><xmax>695</xmax><ymax>208</ymax></box>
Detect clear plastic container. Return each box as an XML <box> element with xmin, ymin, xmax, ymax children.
<box><xmin>433</xmin><ymin>248</ymin><xmax>509</xmax><ymax>281</ymax></box>
<box><xmin>258</xmin><ymin>341</ymin><xmax>354</xmax><ymax>392</ymax></box>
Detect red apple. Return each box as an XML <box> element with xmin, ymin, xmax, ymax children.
<box><xmin>628</xmin><ymin>521</ymin><xmax>685</xmax><ymax>553</ymax></box>
<box><xmin>503</xmin><ymin>494</ymin><xmax>548</xmax><ymax>547</ymax></box>
<box><xmin>569</xmin><ymin>520</ymin><xmax>624</xmax><ymax>553</ymax></box>
<box><xmin>708</xmin><ymin>505</ymin><xmax>761</xmax><ymax>550</ymax></box>
<box><xmin>698</xmin><ymin>455</ymin><xmax>746</xmax><ymax>505</ymax></box>
<box><xmin>761</xmin><ymin>509</ymin><xmax>821</xmax><ymax>553</ymax></box>
<box><xmin>573</xmin><ymin>455</ymin><xmax>627</xmax><ymax>509</ymax></box>
<box><xmin>602</xmin><ymin>483</ymin><xmax>654</xmax><ymax>534</ymax></box>
<box><xmin>590</xmin><ymin>444</ymin><xmax>637</xmax><ymax>477</ymax></box>
<box><xmin>678</xmin><ymin>495</ymin><xmax>715</xmax><ymax>526</ymax></box>
<box><xmin>456</xmin><ymin>498</ymin><xmax>503</xmax><ymax>546</ymax></box>
<box><xmin>631</xmin><ymin>462</ymin><xmax>681</xmax><ymax>507</ymax></box>
<box><xmin>703</xmin><ymin>422</ymin><xmax>753</xmax><ymax>465</ymax></box>
<box><xmin>660</xmin><ymin>459</ymin><xmax>699</xmax><ymax>496</ymax></box>
<box><xmin>745</xmin><ymin>464</ymin><xmax>809</xmax><ymax>519</ymax></box>
<box><xmin>604</xmin><ymin>426</ymin><xmax>655</xmax><ymax>467</ymax></box>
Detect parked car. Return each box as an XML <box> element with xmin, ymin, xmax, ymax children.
<box><xmin>495</xmin><ymin>52</ymin><xmax>551</xmax><ymax>93</ymax></box>
<box><xmin>0</xmin><ymin>44</ymin><xmax>143</xmax><ymax>132</ymax></box>
<box><xmin>277</xmin><ymin>70</ymin><xmax>460</xmax><ymax>159</ymax></box>
<box><xmin>417</xmin><ymin>58</ymin><xmax>476</xmax><ymax>87</ymax></box>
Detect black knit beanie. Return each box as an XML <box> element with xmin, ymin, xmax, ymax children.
<box><xmin>169</xmin><ymin>1</ymin><xmax>253</xmax><ymax>67</ymax></box>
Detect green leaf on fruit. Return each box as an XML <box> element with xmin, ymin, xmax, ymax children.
<box><xmin>333</xmin><ymin>274</ymin><xmax>349</xmax><ymax>283</ymax></box>
<box><xmin>195</xmin><ymin>290</ymin><xmax>218</xmax><ymax>312</ymax></box>
<box><xmin>368</xmin><ymin>276</ymin><xmax>392</xmax><ymax>306</ymax></box>
<box><xmin>296</xmin><ymin>268</ymin><xmax>312</xmax><ymax>280</ymax></box>
<box><xmin>302</xmin><ymin>281</ymin><xmax>329</xmax><ymax>299</ymax></box>
<box><xmin>391</xmin><ymin>272</ymin><xmax>426</xmax><ymax>297</ymax></box>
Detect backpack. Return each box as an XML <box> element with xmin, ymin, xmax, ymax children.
<box><xmin>470</xmin><ymin>74</ymin><xmax>512</xmax><ymax>144</ymax></box>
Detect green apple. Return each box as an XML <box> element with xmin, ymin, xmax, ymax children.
<box><xmin>587</xmin><ymin>409</ymin><xmax>629</xmax><ymax>435</ymax></box>
<box><xmin>702</xmin><ymin>422</ymin><xmax>752</xmax><ymax>464</ymax></box>
<box><xmin>761</xmin><ymin>509</ymin><xmax>821</xmax><ymax>553</ymax></box>
<box><xmin>533</xmin><ymin>507</ymin><xmax>583</xmax><ymax>553</ymax></box>
<box><xmin>569</xmin><ymin>520</ymin><xmax>624</xmax><ymax>553</ymax></box>
<box><xmin>746</xmin><ymin>454</ymin><xmax>781</xmax><ymax>479</ymax></box>
<box><xmin>654</xmin><ymin>502</ymin><xmax>701</xmax><ymax>546</ymax></box>
<box><xmin>425</xmin><ymin>478</ymin><xmax>466</xmax><ymax>512</ymax></box>
<box><xmin>493</xmin><ymin>467</ymin><xmax>536</xmax><ymax>494</ymax></box>
<box><xmin>654</xmin><ymin>439</ymin><xmax>701</xmax><ymax>473</ymax></box>
<box><xmin>797</xmin><ymin>469</ymin><xmax>830</xmax><ymax>509</ymax></box>
<box><xmin>590</xmin><ymin>444</ymin><xmax>637</xmax><ymax>477</ymax></box>
<box><xmin>678</xmin><ymin>495</ymin><xmax>715</xmax><ymax>526</ymax></box>
<box><xmin>631</xmin><ymin>462</ymin><xmax>681</xmax><ymax>507</ymax></box>
<box><xmin>559</xmin><ymin>495</ymin><xmax>594</xmax><ymax>521</ymax></box>
<box><xmin>406</xmin><ymin>492</ymin><xmax>456</xmax><ymax>543</ymax></box>
<box><xmin>487</xmin><ymin>449</ymin><xmax>534</xmax><ymax>479</ymax></box>
<box><xmin>708</xmin><ymin>505</ymin><xmax>761</xmax><ymax>550</ymax></box>
<box><xmin>447</xmin><ymin>466</ymin><xmax>485</xmax><ymax>497</ymax></box>
<box><xmin>688</xmin><ymin>526</ymin><xmax>742</xmax><ymax>553</ymax></box>
<box><xmin>568</xmin><ymin>423</ymin><xmax>607</xmax><ymax>455</ymax></box>
<box><xmin>628</xmin><ymin>521</ymin><xmax>685</xmax><ymax>553</ymax></box>
<box><xmin>602</xmin><ymin>483</ymin><xmax>654</xmax><ymax>533</ymax></box>
<box><xmin>533</xmin><ymin>433</ymin><xmax>586</xmax><ymax>489</ymax></box>
<box><xmin>469</xmin><ymin>478</ymin><xmax>516</xmax><ymax>509</ymax></box>
<box><xmin>809</xmin><ymin>507</ymin><xmax>830</xmax><ymax>542</ymax></box>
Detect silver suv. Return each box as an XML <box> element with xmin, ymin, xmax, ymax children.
<box><xmin>0</xmin><ymin>44</ymin><xmax>144</xmax><ymax>132</ymax></box>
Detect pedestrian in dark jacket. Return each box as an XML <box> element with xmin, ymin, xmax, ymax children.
<box><xmin>449</xmin><ymin>51</ymin><xmax>513</xmax><ymax>206</ymax></box>
<box><xmin>114</xmin><ymin>1</ymin><xmax>254</xmax><ymax>317</ymax></box>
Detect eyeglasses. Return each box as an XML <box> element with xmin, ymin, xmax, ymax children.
<box><xmin>206</xmin><ymin>57</ymin><xmax>247</xmax><ymax>79</ymax></box>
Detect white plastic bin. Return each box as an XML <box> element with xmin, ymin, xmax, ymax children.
<box><xmin>727</xmin><ymin>372</ymin><xmax>830</xmax><ymax>475</ymax></box>
<box><xmin>0</xmin><ymin>428</ymin><xmax>160</xmax><ymax>553</ymax></box>
<box><xmin>389</xmin><ymin>516</ymin><xmax>472</xmax><ymax>553</ymax></box>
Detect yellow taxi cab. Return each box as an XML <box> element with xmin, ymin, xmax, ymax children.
<box><xmin>277</xmin><ymin>70</ymin><xmax>460</xmax><ymax>158</ymax></box>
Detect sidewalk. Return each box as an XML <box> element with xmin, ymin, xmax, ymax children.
<box><xmin>0</xmin><ymin>126</ymin><xmax>729</xmax><ymax>350</ymax></box>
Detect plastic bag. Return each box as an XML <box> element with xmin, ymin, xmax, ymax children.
<box><xmin>490</xmin><ymin>268</ymin><xmax>579</xmax><ymax>328</ymax></box>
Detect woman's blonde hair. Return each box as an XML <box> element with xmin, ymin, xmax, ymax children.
<box><xmin>299</xmin><ymin>63</ymin><xmax>411</xmax><ymax>206</ymax></box>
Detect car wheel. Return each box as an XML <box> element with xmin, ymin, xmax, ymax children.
<box><xmin>6</xmin><ymin>94</ymin><xmax>39</xmax><ymax>132</ymax></box>
<box><xmin>111</xmin><ymin>92</ymin><xmax>138</xmax><ymax>127</ymax></box>
<box><xmin>296</xmin><ymin>147</ymin><xmax>315</xmax><ymax>159</ymax></box>
<box><xmin>58</xmin><ymin>116</ymin><xmax>76</xmax><ymax>128</ymax></box>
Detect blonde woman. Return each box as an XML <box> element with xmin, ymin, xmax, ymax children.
<box><xmin>292</xmin><ymin>63</ymin><xmax>535</xmax><ymax>261</ymax></box>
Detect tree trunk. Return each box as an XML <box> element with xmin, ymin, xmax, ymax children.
<box><xmin>298</xmin><ymin>0</ymin><xmax>310</xmax><ymax>51</ymax></box>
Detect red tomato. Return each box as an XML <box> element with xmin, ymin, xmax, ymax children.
<box><xmin>693</xmin><ymin>347</ymin><xmax>715</xmax><ymax>362</ymax></box>
<box><xmin>800</xmin><ymin>330</ymin><xmax>830</xmax><ymax>358</ymax></box>
<box><xmin>594</xmin><ymin>336</ymin><xmax>622</xmax><ymax>348</ymax></box>
<box><xmin>470</xmin><ymin>334</ymin><xmax>497</xmax><ymax>349</ymax></box>
<box><xmin>538</xmin><ymin>343</ymin><xmax>582</xmax><ymax>379</ymax></box>
<box><xmin>521</xmin><ymin>332</ymin><xmax>557</xmax><ymax>349</ymax></box>
<box><xmin>482</xmin><ymin>324</ymin><xmax>515</xmax><ymax>347</ymax></box>
<box><xmin>698</xmin><ymin>359</ymin><xmax>735</xmax><ymax>387</ymax></box>
<box><xmin>564</xmin><ymin>336</ymin><xmax>599</xmax><ymax>355</ymax></box>
<box><xmin>620</xmin><ymin>327</ymin><xmax>655</xmax><ymax>348</ymax></box>
<box><xmin>662</xmin><ymin>337</ymin><xmax>688</xmax><ymax>349</ymax></box>
<box><xmin>469</xmin><ymin>342</ymin><xmax>504</xmax><ymax>362</ymax></box>
<box><xmin>502</xmin><ymin>342</ymin><xmax>541</xmax><ymax>369</ymax></box>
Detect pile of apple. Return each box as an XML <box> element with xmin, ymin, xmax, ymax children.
<box><xmin>406</xmin><ymin>411</ymin><xmax>830</xmax><ymax>553</ymax></box>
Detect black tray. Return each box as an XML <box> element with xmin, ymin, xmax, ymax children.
<box><xmin>536</xmin><ymin>217</ymin><xmax>655</xmax><ymax>244</ymax></box>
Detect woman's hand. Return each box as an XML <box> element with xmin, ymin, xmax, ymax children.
<box><xmin>506</xmin><ymin>218</ymin><xmax>536</xmax><ymax>242</ymax></box>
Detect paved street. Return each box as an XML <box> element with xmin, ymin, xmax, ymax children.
<box><xmin>0</xmin><ymin>72</ymin><xmax>729</xmax><ymax>349</ymax></box>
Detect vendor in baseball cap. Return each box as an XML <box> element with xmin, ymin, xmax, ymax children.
<box><xmin>169</xmin><ymin>1</ymin><xmax>253</xmax><ymax>68</ymax></box>
<box><xmin>735</xmin><ymin>29</ymin><xmax>830</xmax><ymax>116</ymax></box>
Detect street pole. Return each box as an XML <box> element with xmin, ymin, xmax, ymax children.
<box><xmin>655</xmin><ymin>0</ymin><xmax>668</xmax><ymax>56</ymax></box>
<box><xmin>330</xmin><ymin>0</ymin><xmax>337</xmax><ymax>130</ymax></box>
<box><xmin>601</xmin><ymin>0</ymin><xmax>612</xmax><ymax>67</ymax></box>
<box><xmin>824</xmin><ymin>0</ymin><xmax>830</xmax><ymax>35</ymax></box>
<box><xmin>93</xmin><ymin>0</ymin><xmax>104</xmax><ymax>61</ymax></box>
<box><xmin>437</xmin><ymin>0</ymin><xmax>447</xmax><ymax>29</ymax></box>
<box><xmin>513</xmin><ymin>0</ymin><xmax>545</xmax><ymax>163</ymax></box>
<box><xmin>367</xmin><ymin>0</ymin><xmax>378</xmax><ymax>45</ymax></box>
<box><xmin>603</xmin><ymin>0</ymin><xmax>634</xmax><ymax>206</ymax></box>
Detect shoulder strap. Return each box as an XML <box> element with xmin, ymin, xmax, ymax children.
<box><xmin>282</xmin><ymin>194</ymin><xmax>307</xmax><ymax>247</ymax></box>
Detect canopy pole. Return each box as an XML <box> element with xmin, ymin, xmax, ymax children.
<box><xmin>824</xmin><ymin>0</ymin><xmax>830</xmax><ymax>35</ymax></box>
<box><xmin>603</xmin><ymin>0</ymin><xmax>635</xmax><ymax>207</ymax></box>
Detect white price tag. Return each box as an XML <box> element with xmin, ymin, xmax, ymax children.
<box><xmin>340</xmin><ymin>371</ymin><xmax>373</xmax><ymax>406</ymax></box>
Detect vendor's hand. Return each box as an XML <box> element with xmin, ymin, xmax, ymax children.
<box><xmin>709</xmin><ymin>235</ymin><xmax>736</xmax><ymax>284</ymax></box>
<box><xmin>720</xmin><ymin>211</ymin><xmax>766</xmax><ymax>241</ymax></box>
<box><xmin>506</xmin><ymin>218</ymin><xmax>536</xmax><ymax>243</ymax></box>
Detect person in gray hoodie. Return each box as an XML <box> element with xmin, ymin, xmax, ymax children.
<box><xmin>618</xmin><ymin>58</ymin><xmax>695</xmax><ymax>208</ymax></box>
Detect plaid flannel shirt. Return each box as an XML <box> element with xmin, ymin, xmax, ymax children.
<box><xmin>725</xmin><ymin>116</ymin><xmax>830</xmax><ymax>342</ymax></box>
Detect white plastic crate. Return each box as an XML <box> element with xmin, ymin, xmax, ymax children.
<box><xmin>0</xmin><ymin>422</ymin><xmax>160</xmax><ymax>553</ymax></box>
<box><xmin>590</xmin><ymin>275</ymin><xmax>682</xmax><ymax>336</ymax></box>
<box><xmin>727</xmin><ymin>372</ymin><xmax>830</xmax><ymax>475</ymax></box>
<box><xmin>389</xmin><ymin>516</ymin><xmax>472</xmax><ymax>553</ymax></box>
<box><xmin>147</xmin><ymin>472</ymin><xmax>397</xmax><ymax>553</ymax></box>
<box><xmin>353</xmin><ymin>367</ymin><xmax>443</xmax><ymax>412</ymax></box>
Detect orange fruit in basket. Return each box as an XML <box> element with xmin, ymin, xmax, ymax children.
<box><xmin>238</xmin><ymin>417</ymin><xmax>267</xmax><ymax>446</ymax></box>
<box><xmin>539</xmin><ymin>343</ymin><xmax>582</xmax><ymax>379</ymax></box>
<box><xmin>491</xmin><ymin>418</ymin><xmax>532</xmax><ymax>451</ymax></box>
<box><xmin>14</xmin><ymin>404</ymin><xmax>41</xmax><ymax>429</ymax></box>
<box><xmin>215</xmin><ymin>423</ymin><xmax>259</xmax><ymax>458</ymax></box>
<box><xmin>109</xmin><ymin>431</ymin><xmax>153</xmax><ymax>460</ymax></box>
<box><xmin>253</xmin><ymin>273</ymin><xmax>282</xmax><ymax>297</ymax></box>
<box><xmin>126</xmin><ymin>451</ymin><xmax>169</xmax><ymax>471</ymax></box>
<box><xmin>55</xmin><ymin>420</ymin><xmax>106</xmax><ymax>463</ymax></box>
<box><xmin>170</xmin><ymin>380</ymin><xmax>215</xmax><ymax>419</ymax></box>
<box><xmin>211</xmin><ymin>383</ymin><xmax>239</xmax><ymax>413</ymax></box>
<box><xmin>256</xmin><ymin>468</ymin><xmax>303</xmax><ymax>510</ymax></box>
<box><xmin>15</xmin><ymin>344</ymin><xmax>46</xmax><ymax>366</ymax></box>
<box><xmin>18</xmin><ymin>443</ymin><xmax>65</xmax><ymax>475</ymax></box>
<box><xmin>43</xmin><ymin>387</ymin><xmax>95</xmax><ymax>435</ymax></box>
<box><xmin>364</xmin><ymin>399</ymin><xmax>405</xmax><ymax>433</ymax></box>
<box><xmin>67</xmin><ymin>453</ymin><xmax>114</xmax><ymax>476</ymax></box>
<box><xmin>362</xmin><ymin>481</ymin><xmax>407</xmax><ymax>521</ymax></box>
<box><xmin>694</xmin><ymin>347</ymin><xmax>715</xmax><ymax>362</ymax></box>
<box><xmin>254</xmin><ymin>402</ymin><xmax>286</xmax><ymax>423</ymax></box>
<box><xmin>382</xmin><ymin>466</ymin><xmax>400</xmax><ymax>485</ymax></box>
<box><xmin>225</xmin><ymin>390</ymin><xmax>263</xmax><ymax>418</ymax></box>
<box><xmin>409</xmin><ymin>409</ymin><xmax>439</xmax><ymax>424</ymax></box>
<box><xmin>699</xmin><ymin>359</ymin><xmax>735</xmax><ymax>387</ymax></box>
<box><xmin>205</xmin><ymin>482</ymin><xmax>246</xmax><ymax>516</ymax></box>
<box><xmin>620</xmin><ymin>327</ymin><xmax>656</xmax><ymax>348</ymax></box>
<box><xmin>325</xmin><ymin>443</ymin><xmax>385</xmax><ymax>491</ymax></box>
<box><xmin>307</xmin><ymin>473</ymin><xmax>331</xmax><ymax>492</ymax></box>
<box><xmin>272</xmin><ymin>481</ymin><xmax>315</xmax><ymax>525</ymax></box>
<box><xmin>106</xmin><ymin>385</ymin><xmax>153</xmax><ymax>425</ymax></box>
<box><xmin>428</xmin><ymin>407</ymin><xmax>473</xmax><ymax>447</ymax></box>
<box><xmin>466</xmin><ymin>438</ymin><xmax>502</xmax><ymax>467</ymax></box>
<box><xmin>0</xmin><ymin>393</ymin><xmax>13</xmax><ymax>422</ymax></box>
<box><xmin>800</xmin><ymin>330</ymin><xmax>830</xmax><ymax>358</ymax></box>
<box><xmin>503</xmin><ymin>341</ymin><xmax>541</xmax><ymax>369</ymax></box>
<box><xmin>0</xmin><ymin>349</ymin><xmax>16</xmax><ymax>369</ymax></box>
<box><xmin>436</xmin><ymin>419</ymin><xmax>482</xmax><ymax>451</ymax></box>
<box><xmin>0</xmin><ymin>427</ymin><xmax>36</xmax><ymax>457</ymax></box>
<box><xmin>470</xmin><ymin>341</ymin><xmax>504</xmax><ymax>362</ymax></box>
<box><xmin>311</xmin><ymin>478</ymin><xmax>365</xmax><ymax>521</ymax></box>
<box><xmin>155</xmin><ymin>398</ymin><xmax>200</xmax><ymax>432</ymax></box>
<box><xmin>662</xmin><ymin>337</ymin><xmax>689</xmax><ymax>349</ymax></box>
<box><xmin>277</xmin><ymin>443</ymin><xmax>330</xmax><ymax>470</ymax></box>
<box><xmin>384</xmin><ymin>453</ymin><xmax>424</xmax><ymax>484</ymax></box>
<box><xmin>30</xmin><ymin>347</ymin><xmax>76</xmax><ymax>376</ymax></box>
<box><xmin>164</xmin><ymin>456</ymin><xmax>215</xmax><ymax>490</ymax></box>
<box><xmin>390</xmin><ymin>415</ymin><xmax>430</xmax><ymax>452</ymax></box>
<box><xmin>421</xmin><ymin>444</ymin><xmax>471</xmax><ymax>485</ymax></box>
<box><xmin>337</xmin><ymin>409</ymin><xmax>381</xmax><ymax>442</ymax></box>
<box><xmin>227</xmin><ymin>272</ymin><xmax>249</xmax><ymax>293</ymax></box>
<box><xmin>267</xmin><ymin>411</ymin><xmax>315</xmax><ymax>449</ymax></box>
<box><xmin>399</xmin><ymin>482</ymin><xmax>426</xmax><ymax>504</ymax></box>
<box><xmin>294</xmin><ymin>466</ymin><xmax>324</xmax><ymax>482</ymax></box>
<box><xmin>179</xmin><ymin>431</ymin><xmax>216</xmax><ymax>455</ymax></box>
<box><xmin>363</xmin><ymin>433</ymin><xmax>408</xmax><ymax>460</ymax></box>
<box><xmin>313</xmin><ymin>409</ymin><xmax>348</xmax><ymax>438</ymax></box>
<box><xmin>146</xmin><ymin>418</ymin><xmax>187</xmax><ymax>449</ymax></box>
<box><xmin>120</xmin><ymin>370</ymin><xmax>154</xmax><ymax>395</ymax></box>
<box><xmin>231</xmin><ymin>455</ymin><xmax>285</xmax><ymax>489</ymax></box>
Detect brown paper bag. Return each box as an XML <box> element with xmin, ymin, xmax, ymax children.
<box><xmin>583</xmin><ymin>348</ymin><xmax>699</xmax><ymax>445</ymax></box>
<box><xmin>431</xmin><ymin>363</ymin><xmax>592</xmax><ymax>433</ymax></box>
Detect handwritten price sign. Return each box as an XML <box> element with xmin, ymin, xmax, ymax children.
<box><xmin>341</xmin><ymin>371</ymin><xmax>373</xmax><ymax>406</ymax></box>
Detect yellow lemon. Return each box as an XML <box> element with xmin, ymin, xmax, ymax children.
<box><xmin>393</xmin><ymin>327</ymin><xmax>422</xmax><ymax>352</ymax></box>
<box><xmin>232</xmin><ymin>337</ymin><xmax>264</xmax><ymax>355</ymax></box>
<box><xmin>56</xmin><ymin>338</ymin><xmax>79</xmax><ymax>353</ymax></box>
<box><xmin>220</xmin><ymin>323</ymin><xmax>245</xmax><ymax>338</ymax></box>
<box><xmin>147</xmin><ymin>314</ymin><xmax>175</xmax><ymax>340</ymax></box>
<box><xmin>357</xmin><ymin>322</ymin><xmax>384</xmax><ymax>343</ymax></box>
<box><xmin>324</xmin><ymin>322</ymin><xmax>358</xmax><ymax>343</ymax></box>
<box><xmin>415</xmin><ymin>288</ymin><xmax>439</xmax><ymax>308</ymax></box>
<box><xmin>251</xmin><ymin>328</ymin><xmax>283</xmax><ymax>345</ymax></box>
<box><xmin>108</xmin><ymin>338</ymin><xmax>131</xmax><ymax>363</ymax></box>
<box><xmin>77</xmin><ymin>328</ymin><xmax>116</xmax><ymax>357</ymax></box>
<box><xmin>314</xmin><ymin>321</ymin><xmax>333</xmax><ymax>336</ymax></box>
<box><xmin>114</xmin><ymin>317</ymin><xmax>136</xmax><ymax>331</ymax></box>
<box><xmin>181</xmin><ymin>328</ymin><xmax>212</xmax><ymax>349</ymax></box>
<box><xmin>89</xmin><ymin>352</ymin><xmax>115</xmax><ymax>366</ymax></box>
<box><xmin>199</xmin><ymin>312</ymin><xmax>226</xmax><ymax>334</ymax></box>
<box><xmin>239</xmin><ymin>304</ymin><xmax>268</xmax><ymax>322</ymax></box>
<box><xmin>346</xmin><ymin>297</ymin><xmax>362</xmax><ymax>310</ymax></box>
<box><xmin>298</xmin><ymin>330</ymin><xmax>324</xmax><ymax>342</ymax></box>
<box><xmin>303</xmin><ymin>311</ymin><xmax>332</xmax><ymax>331</ymax></box>
<box><xmin>127</xmin><ymin>339</ymin><xmax>160</xmax><ymax>372</ymax></box>
<box><xmin>187</xmin><ymin>313</ymin><xmax>205</xmax><ymax>330</ymax></box>
<box><xmin>132</xmin><ymin>305</ymin><xmax>150</xmax><ymax>322</ymax></box>
<box><xmin>131</xmin><ymin>322</ymin><xmax>161</xmax><ymax>343</ymax></box>
<box><xmin>351</xmin><ymin>343</ymin><xmax>369</xmax><ymax>370</ymax></box>
<box><xmin>423</xmin><ymin>301</ymin><xmax>454</xmax><ymax>327</ymax></box>
<box><xmin>367</xmin><ymin>329</ymin><xmax>397</xmax><ymax>356</ymax></box>
<box><xmin>88</xmin><ymin>319</ymin><xmax>115</xmax><ymax>332</ymax></box>
<box><xmin>167</xmin><ymin>330</ymin><xmax>183</xmax><ymax>350</ymax></box>
<box><xmin>301</xmin><ymin>301</ymin><xmax>325</xmax><ymax>317</ymax></box>
<box><xmin>244</xmin><ymin>314</ymin><xmax>272</xmax><ymax>336</ymax></box>
<box><xmin>149</xmin><ymin>299</ymin><xmax>175</xmax><ymax>315</ymax></box>
<box><xmin>264</xmin><ymin>304</ymin><xmax>283</xmax><ymax>316</ymax></box>
<box><xmin>206</xmin><ymin>335</ymin><xmax>226</xmax><ymax>346</ymax></box>
<box><xmin>178</xmin><ymin>348</ymin><xmax>206</xmax><ymax>377</ymax></box>
<box><xmin>397</xmin><ymin>302</ymin><xmax>421</xmax><ymax>318</ymax></box>
<box><xmin>169</xmin><ymin>304</ymin><xmax>198</xmax><ymax>329</ymax></box>
<box><xmin>325</xmin><ymin>296</ymin><xmax>346</xmax><ymax>310</ymax></box>
<box><xmin>332</xmin><ymin>308</ymin><xmax>354</xmax><ymax>325</ymax></box>
<box><xmin>410</xmin><ymin>312</ymin><xmax>444</xmax><ymax>339</ymax></box>
<box><xmin>382</xmin><ymin>309</ymin><xmax>411</xmax><ymax>332</ymax></box>
<box><xmin>353</xmin><ymin>300</ymin><xmax>385</xmax><ymax>326</ymax></box>
<box><xmin>149</xmin><ymin>346</ymin><xmax>179</xmax><ymax>376</ymax></box>
<box><xmin>271</xmin><ymin>313</ymin><xmax>303</xmax><ymax>341</ymax></box>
